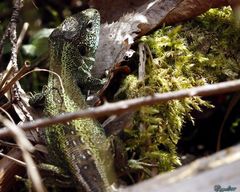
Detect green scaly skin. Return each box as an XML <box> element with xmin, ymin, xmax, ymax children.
<box><xmin>45</xmin><ymin>9</ymin><xmax>116</xmax><ymax>191</ymax></box>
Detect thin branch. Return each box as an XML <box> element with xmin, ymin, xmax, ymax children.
<box><xmin>0</xmin><ymin>115</ymin><xmax>46</xmax><ymax>192</ymax></box>
<box><xmin>0</xmin><ymin>151</ymin><xmax>26</xmax><ymax>167</ymax></box>
<box><xmin>1</xmin><ymin>78</ymin><xmax>240</xmax><ymax>139</ymax></box>
<box><xmin>0</xmin><ymin>61</ymin><xmax>31</xmax><ymax>96</ymax></box>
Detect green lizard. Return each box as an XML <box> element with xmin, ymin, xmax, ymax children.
<box><xmin>44</xmin><ymin>9</ymin><xmax>116</xmax><ymax>191</ymax></box>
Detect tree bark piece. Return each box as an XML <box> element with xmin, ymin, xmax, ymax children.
<box><xmin>120</xmin><ymin>144</ymin><xmax>240</xmax><ymax>192</ymax></box>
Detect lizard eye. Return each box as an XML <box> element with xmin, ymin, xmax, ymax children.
<box><xmin>78</xmin><ymin>45</ymin><xmax>87</xmax><ymax>56</ymax></box>
<box><xmin>86</xmin><ymin>21</ymin><xmax>93</xmax><ymax>29</ymax></box>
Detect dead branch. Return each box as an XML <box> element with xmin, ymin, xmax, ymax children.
<box><xmin>1</xmin><ymin>78</ymin><xmax>240</xmax><ymax>139</ymax></box>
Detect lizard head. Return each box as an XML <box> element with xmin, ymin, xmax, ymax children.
<box><xmin>49</xmin><ymin>8</ymin><xmax>100</xmax><ymax>70</ymax></box>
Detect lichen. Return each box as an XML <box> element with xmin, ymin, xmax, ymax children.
<box><xmin>120</xmin><ymin>7</ymin><xmax>240</xmax><ymax>181</ymax></box>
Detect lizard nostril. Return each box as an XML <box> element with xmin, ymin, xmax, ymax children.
<box><xmin>78</xmin><ymin>45</ymin><xmax>87</xmax><ymax>56</ymax></box>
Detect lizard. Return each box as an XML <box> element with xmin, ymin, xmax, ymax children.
<box><xmin>43</xmin><ymin>8</ymin><xmax>117</xmax><ymax>191</ymax></box>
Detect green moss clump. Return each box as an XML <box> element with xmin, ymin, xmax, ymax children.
<box><xmin>120</xmin><ymin>7</ymin><xmax>240</xmax><ymax>181</ymax></box>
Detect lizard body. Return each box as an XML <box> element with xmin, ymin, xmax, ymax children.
<box><xmin>44</xmin><ymin>9</ymin><xmax>116</xmax><ymax>191</ymax></box>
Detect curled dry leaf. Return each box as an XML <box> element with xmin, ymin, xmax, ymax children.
<box><xmin>92</xmin><ymin>0</ymin><xmax>181</xmax><ymax>78</ymax></box>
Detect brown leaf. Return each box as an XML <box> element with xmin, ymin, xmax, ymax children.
<box><xmin>89</xmin><ymin>0</ymin><xmax>150</xmax><ymax>23</ymax></box>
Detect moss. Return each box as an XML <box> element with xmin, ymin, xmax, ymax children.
<box><xmin>120</xmin><ymin>7</ymin><xmax>240</xmax><ymax>181</ymax></box>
